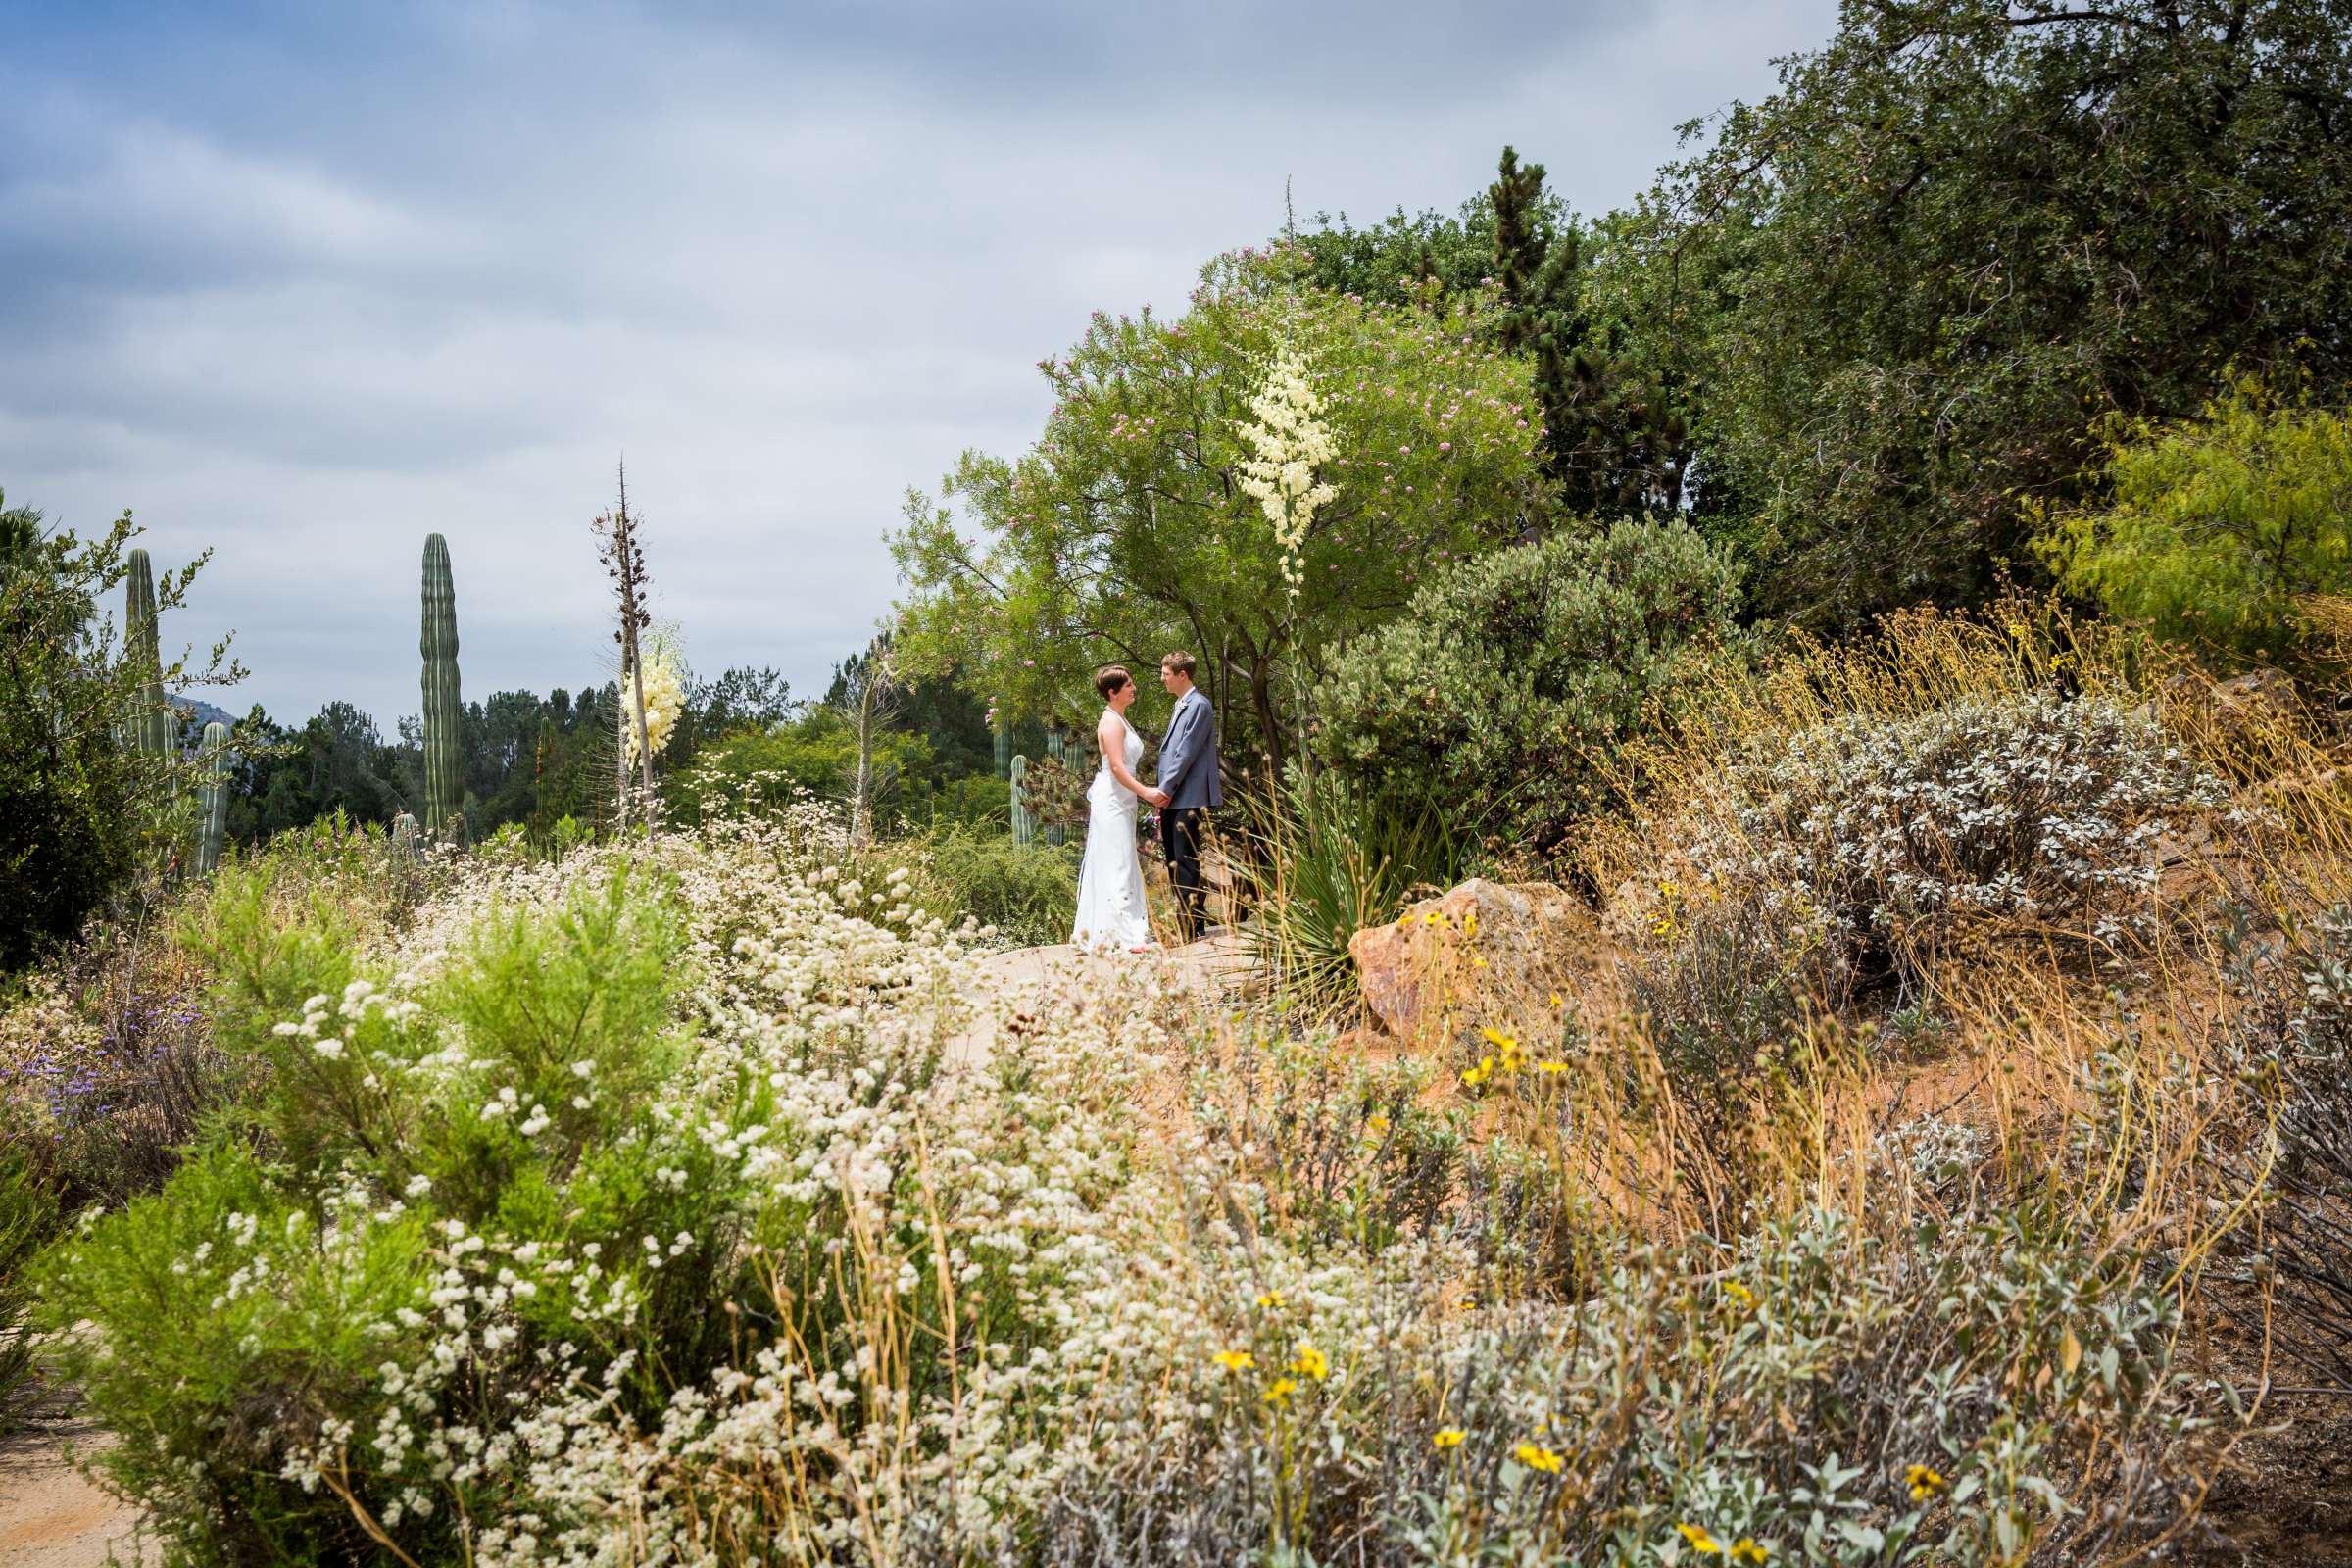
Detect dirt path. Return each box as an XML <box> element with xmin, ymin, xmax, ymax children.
<box><xmin>0</xmin><ymin>1421</ymin><xmax>148</xmax><ymax>1567</ymax></box>
<box><xmin>945</xmin><ymin>930</ymin><xmax>1250</xmax><ymax>1070</ymax></box>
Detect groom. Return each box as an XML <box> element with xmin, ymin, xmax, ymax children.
<box><xmin>1153</xmin><ymin>651</ymin><xmax>1222</xmax><ymax>942</ymax></box>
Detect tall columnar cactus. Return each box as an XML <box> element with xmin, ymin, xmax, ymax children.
<box><xmin>392</xmin><ymin>811</ymin><xmax>420</xmax><ymax>861</ymax></box>
<box><xmin>994</xmin><ymin>726</ymin><xmax>1011</xmax><ymax>779</ymax></box>
<box><xmin>419</xmin><ymin>534</ymin><xmax>466</xmax><ymax>843</ymax></box>
<box><xmin>1009</xmin><ymin>755</ymin><xmax>1035</xmax><ymax>848</ymax></box>
<box><xmin>124</xmin><ymin>548</ymin><xmax>172</xmax><ymax>758</ymax></box>
<box><xmin>194</xmin><ymin>721</ymin><xmax>230</xmax><ymax>875</ymax></box>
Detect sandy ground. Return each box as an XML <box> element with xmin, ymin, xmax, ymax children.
<box><xmin>0</xmin><ymin>1420</ymin><xmax>150</xmax><ymax>1567</ymax></box>
<box><xmin>0</xmin><ymin>932</ymin><xmax>1249</xmax><ymax>1566</ymax></box>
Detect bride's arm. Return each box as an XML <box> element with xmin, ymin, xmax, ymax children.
<box><xmin>1098</xmin><ymin>714</ymin><xmax>1152</xmax><ymax>799</ymax></box>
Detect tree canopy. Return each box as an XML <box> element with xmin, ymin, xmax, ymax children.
<box><xmin>1599</xmin><ymin>0</ymin><xmax>2352</xmax><ymax>626</ymax></box>
<box><xmin>891</xmin><ymin>252</ymin><xmax>1547</xmax><ymax>776</ymax></box>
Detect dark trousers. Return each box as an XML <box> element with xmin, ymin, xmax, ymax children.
<box><xmin>1160</xmin><ymin>806</ymin><xmax>1208</xmax><ymax>941</ymax></box>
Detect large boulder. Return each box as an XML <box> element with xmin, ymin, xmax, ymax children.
<box><xmin>1348</xmin><ymin>877</ymin><xmax>1600</xmax><ymax>1039</ymax></box>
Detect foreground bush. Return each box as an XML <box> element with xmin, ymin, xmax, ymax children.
<box><xmin>28</xmin><ymin>804</ymin><xmax>2230</xmax><ymax>1564</ymax></box>
<box><xmin>1315</xmin><ymin>517</ymin><xmax>1740</xmax><ymax>858</ymax></box>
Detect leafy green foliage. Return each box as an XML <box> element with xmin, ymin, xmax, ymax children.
<box><xmin>2034</xmin><ymin>382</ymin><xmax>2352</xmax><ymax>666</ymax></box>
<box><xmin>0</xmin><ymin>1151</ymin><xmax>58</xmax><ymax>1430</ymax></box>
<box><xmin>892</xmin><ymin>251</ymin><xmax>1546</xmax><ymax>776</ymax></box>
<box><xmin>1488</xmin><ymin>147</ymin><xmax>1690</xmax><ymax>518</ymax></box>
<box><xmin>1606</xmin><ymin>0</ymin><xmax>2352</xmax><ymax>625</ymax></box>
<box><xmin>672</xmin><ymin>706</ymin><xmax>937</xmax><ymax>824</ymax></box>
<box><xmin>0</xmin><ymin>493</ymin><xmax>238</xmax><ymax>971</ymax></box>
<box><xmin>918</xmin><ymin>826</ymin><xmax>1080</xmax><ymax>949</ymax></box>
<box><xmin>1315</xmin><ymin>516</ymin><xmax>1741</xmax><ymax>857</ymax></box>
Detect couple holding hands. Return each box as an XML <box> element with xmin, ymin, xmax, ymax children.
<box><xmin>1070</xmin><ymin>651</ymin><xmax>1221</xmax><ymax>952</ymax></box>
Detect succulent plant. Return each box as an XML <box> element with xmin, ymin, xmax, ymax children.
<box><xmin>419</xmin><ymin>534</ymin><xmax>465</xmax><ymax>843</ymax></box>
<box><xmin>1010</xmin><ymin>754</ymin><xmax>1035</xmax><ymax>849</ymax></box>
<box><xmin>194</xmin><ymin>721</ymin><xmax>230</xmax><ymax>875</ymax></box>
<box><xmin>392</xmin><ymin>811</ymin><xmax>420</xmax><ymax>860</ymax></box>
<box><xmin>124</xmin><ymin>548</ymin><xmax>172</xmax><ymax>758</ymax></box>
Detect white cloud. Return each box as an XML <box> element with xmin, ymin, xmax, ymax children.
<box><xmin>1</xmin><ymin>0</ymin><xmax>1835</xmax><ymax>727</ymax></box>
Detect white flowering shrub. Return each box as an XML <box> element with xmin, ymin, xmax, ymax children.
<box><xmin>30</xmin><ymin>806</ymin><xmax>2222</xmax><ymax>1565</ymax></box>
<box><xmin>1687</xmin><ymin>691</ymin><xmax>2229</xmax><ymax>980</ymax></box>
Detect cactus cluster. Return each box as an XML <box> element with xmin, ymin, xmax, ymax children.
<box><xmin>124</xmin><ymin>548</ymin><xmax>172</xmax><ymax>759</ymax></box>
<box><xmin>1010</xmin><ymin>755</ymin><xmax>1035</xmax><ymax>848</ymax></box>
<box><xmin>420</xmin><ymin>533</ymin><xmax>466</xmax><ymax>843</ymax></box>
<box><xmin>194</xmin><ymin>721</ymin><xmax>230</xmax><ymax>875</ymax></box>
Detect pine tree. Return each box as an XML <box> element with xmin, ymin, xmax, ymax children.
<box><xmin>1486</xmin><ymin>146</ymin><xmax>1689</xmax><ymax>521</ymax></box>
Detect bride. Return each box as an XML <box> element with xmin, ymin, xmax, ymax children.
<box><xmin>1071</xmin><ymin>664</ymin><xmax>1167</xmax><ymax>952</ymax></box>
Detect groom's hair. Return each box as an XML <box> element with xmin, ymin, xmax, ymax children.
<box><xmin>1094</xmin><ymin>665</ymin><xmax>1132</xmax><ymax>699</ymax></box>
<box><xmin>1160</xmin><ymin>651</ymin><xmax>1196</xmax><ymax>678</ymax></box>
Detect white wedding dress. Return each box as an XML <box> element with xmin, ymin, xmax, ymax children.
<box><xmin>1071</xmin><ymin>713</ymin><xmax>1152</xmax><ymax>949</ymax></box>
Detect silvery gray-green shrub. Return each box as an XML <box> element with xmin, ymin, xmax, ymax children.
<box><xmin>1687</xmin><ymin>690</ymin><xmax>2229</xmax><ymax>983</ymax></box>
<box><xmin>1315</xmin><ymin>516</ymin><xmax>1741</xmax><ymax>858</ymax></box>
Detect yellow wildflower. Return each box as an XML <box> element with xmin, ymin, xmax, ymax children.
<box><xmin>1548</xmin><ymin>991</ymin><xmax>1563</xmax><ymax>1007</ymax></box>
<box><xmin>1514</xmin><ymin>1442</ymin><xmax>1563</xmax><ymax>1474</ymax></box>
<box><xmin>1255</xmin><ymin>1291</ymin><xmax>1283</xmax><ymax>1310</ymax></box>
<box><xmin>1480</xmin><ymin>1026</ymin><xmax>1515</xmax><ymax>1049</ymax></box>
<box><xmin>1676</xmin><ymin>1522</ymin><xmax>1725</xmax><ymax>1555</ymax></box>
<box><xmin>1423</xmin><ymin>911</ymin><xmax>1444</xmax><ymax>927</ymax></box>
<box><xmin>1722</xmin><ymin>1280</ymin><xmax>1756</xmax><ymax>1309</ymax></box>
<box><xmin>1290</xmin><ymin>1344</ymin><xmax>1330</xmax><ymax>1380</ymax></box>
<box><xmin>1730</xmin><ymin>1538</ymin><xmax>1770</xmax><ymax>1564</ymax></box>
<box><xmin>1472</xmin><ymin>955</ymin><xmax>1488</xmax><ymax>968</ymax></box>
<box><xmin>1461</xmin><ymin>1056</ymin><xmax>1494</xmax><ymax>1088</ymax></box>
<box><xmin>1905</xmin><ymin>1463</ymin><xmax>1946</xmax><ymax>1501</ymax></box>
<box><xmin>1363</xmin><ymin>1113</ymin><xmax>1391</xmax><ymax>1139</ymax></box>
<box><xmin>1262</xmin><ymin>1376</ymin><xmax>1298</xmax><ymax>1406</ymax></box>
<box><xmin>1212</xmin><ymin>1350</ymin><xmax>1254</xmax><ymax>1373</ymax></box>
<box><xmin>1537</xmin><ymin>1058</ymin><xmax>1569</xmax><ymax>1074</ymax></box>
<box><xmin>1462</xmin><ymin>909</ymin><xmax>1478</xmax><ymax>937</ymax></box>
<box><xmin>1432</xmin><ymin>1427</ymin><xmax>1465</xmax><ymax>1448</ymax></box>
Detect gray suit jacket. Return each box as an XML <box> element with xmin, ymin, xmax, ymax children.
<box><xmin>1157</xmin><ymin>688</ymin><xmax>1223</xmax><ymax>809</ymax></box>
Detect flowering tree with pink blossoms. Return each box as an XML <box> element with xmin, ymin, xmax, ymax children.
<box><xmin>891</xmin><ymin>249</ymin><xmax>1545</xmax><ymax>777</ymax></box>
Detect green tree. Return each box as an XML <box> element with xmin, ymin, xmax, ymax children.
<box><xmin>0</xmin><ymin>494</ymin><xmax>238</xmax><ymax>969</ymax></box>
<box><xmin>2034</xmin><ymin>380</ymin><xmax>2352</xmax><ymax>667</ymax></box>
<box><xmin>1611</xmin><ymin>0</ymin><xmax>2352</xmax><ymax>626</ymax></box>
<box><xmin>1489</xmin><ymin>147</ymin><xmax>1690</xmax><ymax>519</ymax></box>
<box><xmin>1314</xmin><ymin>516</ymin><xmax>1742</xmax><ymax>857</ymax></box>
<box><xmin>892</xmin><ymin>252</ymin><xmax>1546</xmax><ymax>777</ymax></box>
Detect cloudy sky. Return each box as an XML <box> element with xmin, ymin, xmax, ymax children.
<box><xmin>3</xmin><ymin>0</ymin><xmax>1833</xmax><ymax>729</ymax></box>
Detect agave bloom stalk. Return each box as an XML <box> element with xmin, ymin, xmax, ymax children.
<box><xmin>1236</xmin><ymin>346</ymin><xmax>1340</xmax><ymax>608</ymax></box>
<box><xmin>1237</xmin><ymin>343</ymin><xmax>1340</xmax><ymax>773</ymax></box>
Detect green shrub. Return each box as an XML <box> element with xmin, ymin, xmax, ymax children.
<box><xmin>0</xmin><ymin>1151</ymin><xmax>58</xmax><ymax>1430</ymax></box>
<box><xmin>921</xmin><ymin>825</ymin><xmax>1078</xmax><ymax>948</ymax></box>
<box><xmin>2034</xmin><ymin>381</ymin><xmax>2352</xmax><ymax>669</ymax></box>
<box><xmin>1</xmin><ymin>498</ymin><xmax>237</xmax><ymax>971</ymax></box>
<box><xmin>1315</xmin><ymin>516</ymin><xmax>1741</xmax><ymax>857</ymax></box>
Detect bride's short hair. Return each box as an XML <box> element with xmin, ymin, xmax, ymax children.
<box><xmin>1095</xmin><ymin>664</ymin><xmax>1132</xmax><ymax>699</ymax></box>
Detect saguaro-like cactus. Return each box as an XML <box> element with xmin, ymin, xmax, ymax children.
<box><xmin>392</xmin><ymin>811</ymin><xmax>420</xmax><ymax>861</ymax></box>
<box><xmin>124</xmin><ymin>548</ymin><xmax>172</xmax><ymax>758</ymax></box>
<box><xmin>419</xmin><ymin>534</ymin><xmax>466</xmax><ymax>843</ymax></box>
<box><xmin>194</xmin><ymin>721</ymin><xmax>230</xmax><ymax>875</ymax></box>
<box><xmin>994</xmin><ymin>726</ymin><xmax>1010</xmax><ymax>779</ymax></box>
<box><xmin>1010</xmin><ymin>755</ymin><xmax>1035</xmax><ymax>848</ymax></box>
